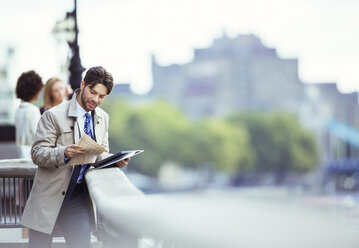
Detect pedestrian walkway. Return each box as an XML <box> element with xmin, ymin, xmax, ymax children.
<box><xmin>0</xmin><ymin>229</ymin><xmax>102</xmax><ymax>248</ymax></box>
<box><xmin>0</xmin><ymin>229</ymin><xmax>22</xmax><ymax>241</ymax></box>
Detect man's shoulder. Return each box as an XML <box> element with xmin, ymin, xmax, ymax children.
<box><xmin>51</xmin><ymin>101</ymin><xmax>70</xmax><ymax>112</ymax></box>
<box><xmin>95</xmin><ymin>107</ymin><xmax>109</xmax><ymax>119</ymax></box>
<box><xmin>43</xmin><ymin>101</ymin><xmax>70</xmax><ymax>119</ymax></box>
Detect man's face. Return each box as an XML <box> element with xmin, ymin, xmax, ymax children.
<box><xmin>79</xmin><ymin>81</ymin><xmax>107</xmax><ymax>112</ymax></box>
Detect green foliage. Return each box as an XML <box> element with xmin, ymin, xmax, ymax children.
<box><xmin>102</xmin><ymin>99</ymin><xmax>318</xmax><ymax>177</ymax></box>
<box><xmin>189</xmin><ymin>119</ymin><xmax>254</xmax><ymax>173</ymax></box>
<box><xmin>102</xmin><ymin>99</ymin><xmax>253</xmax><ymax>176</ymax></box>
<box><xmin>227</xmin><ymin>111</ymin><xmax>318</xmax><ymax>174</ymax></box>
<box><xmin>103</xmin><ymin>100</ymin><xmax>190</xmax><ymax>176</ymax></box>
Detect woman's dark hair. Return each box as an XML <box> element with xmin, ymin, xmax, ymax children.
<box><xmin>15</xmin><ymin>70</ymin><xmax>43</xmax><ymax>102</ymax></box>
<box><xmin>83</xmin><ymin>66</ymin><xmax>114</xmax><ymax>95</ymax></box>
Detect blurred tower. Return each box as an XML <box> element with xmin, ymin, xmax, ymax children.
<box><xmin>53</xmin><ymin>0</ymin><xmax>85</xmax><ymax>91</ymax></box>
<box><xmin>0</xmin><ymin>47</ymin><xmax>17</xmax><ymax>125</ymax></box>
<box><xmin>0</xmin><ymin>47</ymin><xmax>16</xmax><ymax>148</ymax></box>
<box><xmin>67</xmin><ymin>0</ymin><xmax>85</xmax><ymax>90</ymax></box>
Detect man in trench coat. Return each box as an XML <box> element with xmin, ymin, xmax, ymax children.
<box><xmin>21</xmin><ymin>66</ymin><xmax>129</xmax><ymax>248</ymax></box>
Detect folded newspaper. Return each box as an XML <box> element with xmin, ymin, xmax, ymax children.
<box><xmin>69</xmin><ymin>134</ymin><xmax>105</xmax><ymax>166</ymax></box>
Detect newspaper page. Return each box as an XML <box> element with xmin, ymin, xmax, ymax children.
<box><xmin>69</xmin><ymin>133</ymin><xmax>105</xmax><ymax>166</ymax></box>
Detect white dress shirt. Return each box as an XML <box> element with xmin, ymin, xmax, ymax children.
<box><xmin>75</xmin><ymin>100</ymin><xmax>93</xmax><ymax>138</ymax></box>
<box><xmin>15</xmin><ymin>101</ymin><xmax>41</xmax><ymax>158</ymax></box>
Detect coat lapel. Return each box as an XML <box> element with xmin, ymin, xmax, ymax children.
<box><xmin>68</xmin><ymin>90</ymin><xmax>80</xmax><ymax>172</ymax></box>
<box><xmin>93</xmin><ymin>110</ymin><xmax>101</xmax><ymax>142</ymax></box>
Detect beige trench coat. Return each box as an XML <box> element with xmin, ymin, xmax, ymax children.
<box><xmin>21</xmin><ymin>91</ymin><xmax>110</xmax><ymax>234</ymax></box>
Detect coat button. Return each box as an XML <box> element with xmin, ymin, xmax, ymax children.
<box><xmin>62</xmin><ymin>191</ymin><xmax>65</xmax><ymax>195</ymax></box>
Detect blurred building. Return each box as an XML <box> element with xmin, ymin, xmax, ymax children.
<box><xmin>151</xmin><ymin>33</ymin><xmax>305</xmax><ymax>119</ymax></box>
<box><xmin>151</xmin><ymin>32</ymin><xmax>359</xmax><ymax>126</ymax></box>
<box><xmin>150</xmin><ymin>33</ymin><xmax>359</xmax><ymax>178</ymax></box>
<box><xmin>111</xmin><ymin>83</ymin><xmax>132</xmax><ymax>96</ymax></box>
<box><xmin>108</xmin><ymin>82</ymin><xmax>151</xmax><ymax>105</ymax></box>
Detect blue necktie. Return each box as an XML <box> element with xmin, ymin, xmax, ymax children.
<box><xmin>77</xmin><ymin>113</ymin><xmax>93</xmax><ymax>183</ymax></box>
<box><xmin>84</xmin><ymin>113</ymin><xmax>93</xmax><ymax>139</ymax></box>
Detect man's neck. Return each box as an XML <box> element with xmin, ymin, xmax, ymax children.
<box><xmin>76</xmin><ymin>95</ymin><xmax>86</xmax><ymax>112</ymax></box>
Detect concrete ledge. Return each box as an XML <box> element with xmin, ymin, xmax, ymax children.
<box><xmin>0</xmin><ymin>239</ymin><xmax>102</xmax><ymax>248</ymax></box>
<box><xmin>0</xmin><ymin>159</ymin><xmax>36</xmax><ymax>177</ymax></box>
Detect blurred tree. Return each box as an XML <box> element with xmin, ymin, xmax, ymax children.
<box><xmin>228</xmin><ymin>111</ymin><xmax>318</xmax><ymax>183</ymax></box>
<box><xmin>102</xmin><ymin>99</ymin><xmax>316</xmax><ymax>180</ymax></box>
<box><xmin>103</xmin><ymin>100</ymin><xmax>191</xmax><ymax>176</ymax></box>
<box><xmin>189</xmin><ymin>119</ymin><xmax>254</xmax><ymax>174</ymax></box>
<box><xmin>102</xmin><ymin>100</ymin><xmax>254</xmax><ymax>176</ymax></box>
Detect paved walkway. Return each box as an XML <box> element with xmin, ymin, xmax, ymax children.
<box><xmin>0</xmin><ymin>228</ymin><xmax>22</xmax><ymax>241</ymax></box>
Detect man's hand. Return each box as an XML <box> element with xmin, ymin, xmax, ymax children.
<box><xmin>65</xmin><ymin>144</ymin><xmax>85</xmax><ymax>158</ymax></box>
<box><xmin>115</xmin><ymin>158</ymin><xmax>130</xmax><ymax>168</ymax></box>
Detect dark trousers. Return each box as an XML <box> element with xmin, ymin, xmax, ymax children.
<box><xmin>28</xmin><ymin>183</ymin><xmax>92</xmax><ymax>248</ymax></box>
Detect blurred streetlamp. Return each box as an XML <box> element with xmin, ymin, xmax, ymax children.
<box><xmin>52</xmin><ymin>0</ymin><xmax>85</xmax><ymax>90</ymax></box>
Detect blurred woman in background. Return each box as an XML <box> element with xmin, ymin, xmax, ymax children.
<box><xmin>40</xmin><ymin>77</ymin><xmax>67</xmax><ymax>114</ymax></box>
<box><xmin>15</xmin><ymin>70</ymin><xmax>43</xmax><ymax>158</ymax></box>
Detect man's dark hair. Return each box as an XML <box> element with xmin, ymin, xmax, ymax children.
<box><xmin>15</xmin><ymin>70</ymin><xmax>43</xmax><ymax>102</ymax></box>
<box><xmin>83</xmin><ymin>66</ymin><xmax>114</xmax><ymax>95</ymax></box>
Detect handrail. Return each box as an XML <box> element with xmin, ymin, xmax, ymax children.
<box><xmin>86</xmin><ymin>168</ymin><xmax>358</xmax><ymax>248</ymax></box>
<box><xmin>85</xmin><ymin>167</ymin><xmax>144</xmax><ymax>247</ymax></box>
<box><xmin>0</xmin><ymin>159</ymin><xmax>36</xmax><ymax>178</ymax></box>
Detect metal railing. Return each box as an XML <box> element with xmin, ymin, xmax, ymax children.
<box><xmin>0</xmin><ymin>159</ymin><xmax>36</xmax><ymax>228</ymax></box>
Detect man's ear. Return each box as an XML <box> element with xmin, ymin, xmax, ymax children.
<box><xmin>80</xmin><ymin>81</ymin><xmax>85</xmax><ymax>90</ymax></box>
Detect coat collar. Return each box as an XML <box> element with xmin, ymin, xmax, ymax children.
<box><xmin>68</xmin><ymin>90</ymin><xmax>78</xmax><ymax>118</ymax></box>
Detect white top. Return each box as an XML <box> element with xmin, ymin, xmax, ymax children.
<box><xmin>15</xmin><ymin>101</ymin><xmax>41</xmax><ymax>158</ymax></box>
<box><xmin>75</xmin><ymin>99</ymin><xmax>93</xmax><ymax>137</ymax></box>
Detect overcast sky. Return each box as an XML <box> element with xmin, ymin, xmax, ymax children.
<box><xmin>0</xmin><ymin>0</ymin><xmax>358</xmax><ymax>94</ymax></box>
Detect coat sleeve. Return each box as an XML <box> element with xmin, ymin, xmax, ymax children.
<box><xmin>31</xmin><ymin>111</ymin><xmax>67</xmax><ymax>168</ymax></box>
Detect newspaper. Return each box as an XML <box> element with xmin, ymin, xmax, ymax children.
<box><xmin>69</xmin><ymin>133</ymin><xmax>105</xmax><ymax>166</ymax></box>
